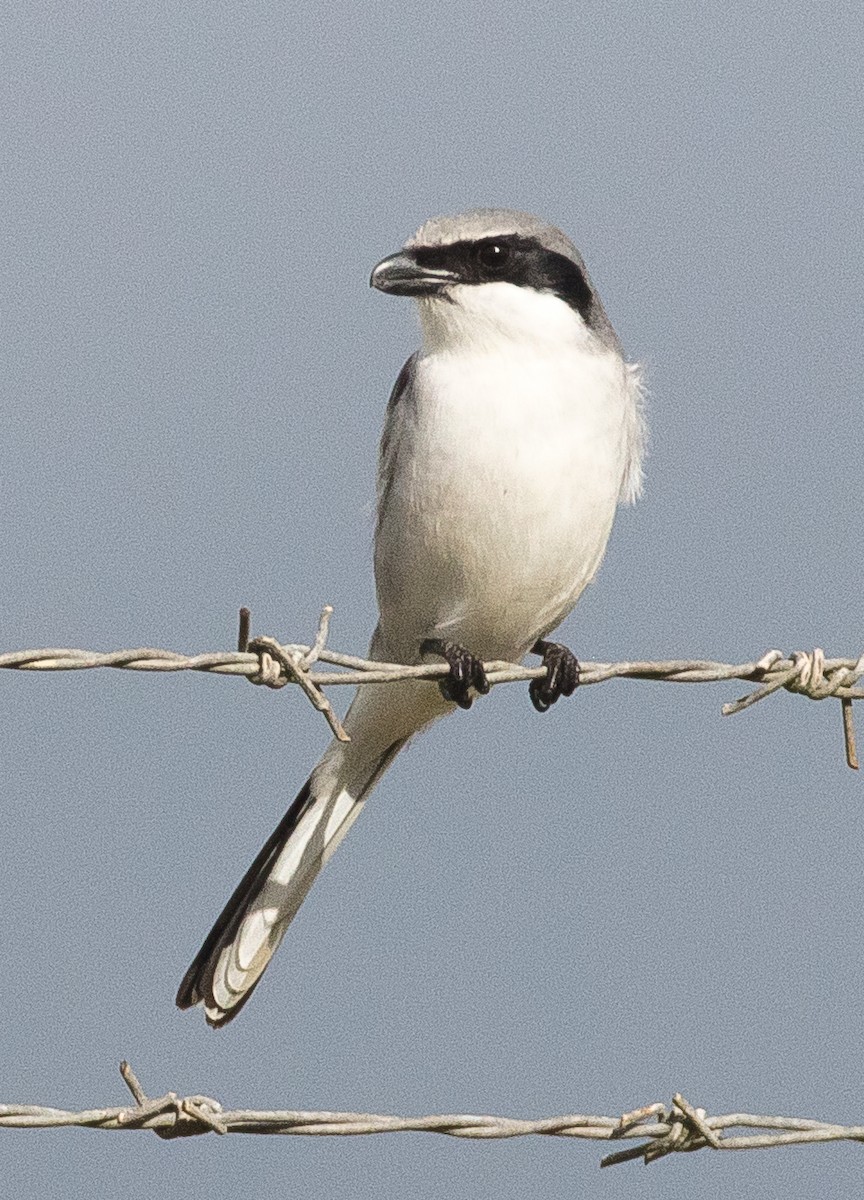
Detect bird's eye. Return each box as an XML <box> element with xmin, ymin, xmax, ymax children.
<box><xmin>474</xmin><ymin>242</ymin><xmax>511</xmax><ymax>272</ymax></box>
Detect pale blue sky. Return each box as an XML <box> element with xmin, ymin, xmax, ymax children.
<box><xmin>2</xmin><ymin>2</ymin><xmax>863</xmax><ymax>1196</ymax></box>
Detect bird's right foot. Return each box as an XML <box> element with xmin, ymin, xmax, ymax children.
<box><xmin>420</xmin><ymin>638</ymin><xmax>490</xmax><ymax>710</ymax></box>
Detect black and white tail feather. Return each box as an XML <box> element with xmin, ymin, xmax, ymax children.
<box><xmin>176</xmin><ymin>681</ymin><xmax>425</xmax><ymax>1025</ymax></box>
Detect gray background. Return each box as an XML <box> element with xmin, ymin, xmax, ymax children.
<box><xmin>2</xmin><ymin>1</ymin><xmax>863</xmax><ymax>1196</ymax></box>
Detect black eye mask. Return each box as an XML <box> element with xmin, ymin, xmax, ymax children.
<box><xmin>411</xmin><ymin>234</ymin><xmax>596</xmax><ymax>326</ymax></box>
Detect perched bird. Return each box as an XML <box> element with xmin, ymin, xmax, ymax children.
<box><xmin>176</xmin><ymin>208</ymin><xmax>645</xmax><ymax>1025</ymax></box>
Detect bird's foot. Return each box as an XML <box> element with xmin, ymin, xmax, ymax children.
<box><xmin>529</xmin><ymin>639</ymin><xmax>581</xmax><ymax>712</ymax></box>
<box><xmin>420</xmin><ymin>638</ymin><xmax>490</xmax><ymax>710</ymax></box>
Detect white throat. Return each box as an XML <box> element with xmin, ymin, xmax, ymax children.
<box><xmin>415</xmin><ymin>282</ymin><xmax>598</xmax><ymax>357</ymax></box>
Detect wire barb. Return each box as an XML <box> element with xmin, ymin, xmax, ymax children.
<box><xmin>119</xmin><ymin>1061</ymin><xmax>146</xmax><ymax>1106</ymax></box>
<box><xmin>115</xmin><ymin>1063</ymin><xmax>227</xmax><ymax>1138</ymax></box>
<box><xmin>244</xmin><ymin>607</ymin><xmax>350</xmax><ymax>743</ymax></box>
<box><xmin>237</xmin><ymin>607</ymin><xmax>251</xmax><ymax>654</ymax></box>
<box><xmin>842</xmin><ymin>698</ymin><xmax>859</xmax><ymax>770</ymax></box>
<box><xmin>721</xmin><ymin>647</ymin><xmax>863</xmax><ymax>772</ymax></box>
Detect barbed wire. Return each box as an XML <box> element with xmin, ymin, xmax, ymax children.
<box><xmin>1</xmin><ymin>606</ymin><xmax>862</xmax><ymax>768</ymax></box>
<box><xmin>1</xmin><ymin>1062</ymin><xmax>863</xmax><ymax>1168</ymax></box>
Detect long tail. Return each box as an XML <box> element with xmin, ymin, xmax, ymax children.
<box><xmin>176</xmin><ymin>677</ymin><xmax>443</xmax><ymax>1026</ymax></box>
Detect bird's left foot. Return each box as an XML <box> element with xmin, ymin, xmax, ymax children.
<box><xmin>529</xmin><ymin>639</ymin><xmax>581</xmax><ymax>712</ymax></box>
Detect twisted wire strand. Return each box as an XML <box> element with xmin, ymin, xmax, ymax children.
<box><xmin>2</xmin><ymin>640</ymin><xmax>862</xmax><ymax>696</ymax></box>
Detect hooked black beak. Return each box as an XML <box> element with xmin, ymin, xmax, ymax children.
<box><xmin>370</xmin><ymin>251</ymin><xmax>457</xmax><ymax>297</ymax></box>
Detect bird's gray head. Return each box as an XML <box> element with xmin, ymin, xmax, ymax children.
<box><xmin>370</xmin><ymin>208</ymin><xmax>619</xmax><ymax>352</ymax></box>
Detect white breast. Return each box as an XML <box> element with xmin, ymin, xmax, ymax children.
<box><xmin>374</xmin><ymin>284</ymin><xmax>642</xmax><ymax>664</ymax></box>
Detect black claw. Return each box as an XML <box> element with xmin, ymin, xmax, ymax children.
<box><xmin>529</xmin><ymin>639</ymin><xmax>581</xmax><ymax>713</ymax></box>
<box><xmin>420</xmin><ymin>638</ymin><xmax>489</xmax><ymax>710</ymax></box>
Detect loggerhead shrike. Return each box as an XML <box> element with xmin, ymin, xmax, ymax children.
<box><xmin>176</xmin><ymin>208</ymin><xmax>645</xmax><ymax>1025</ymax></box>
